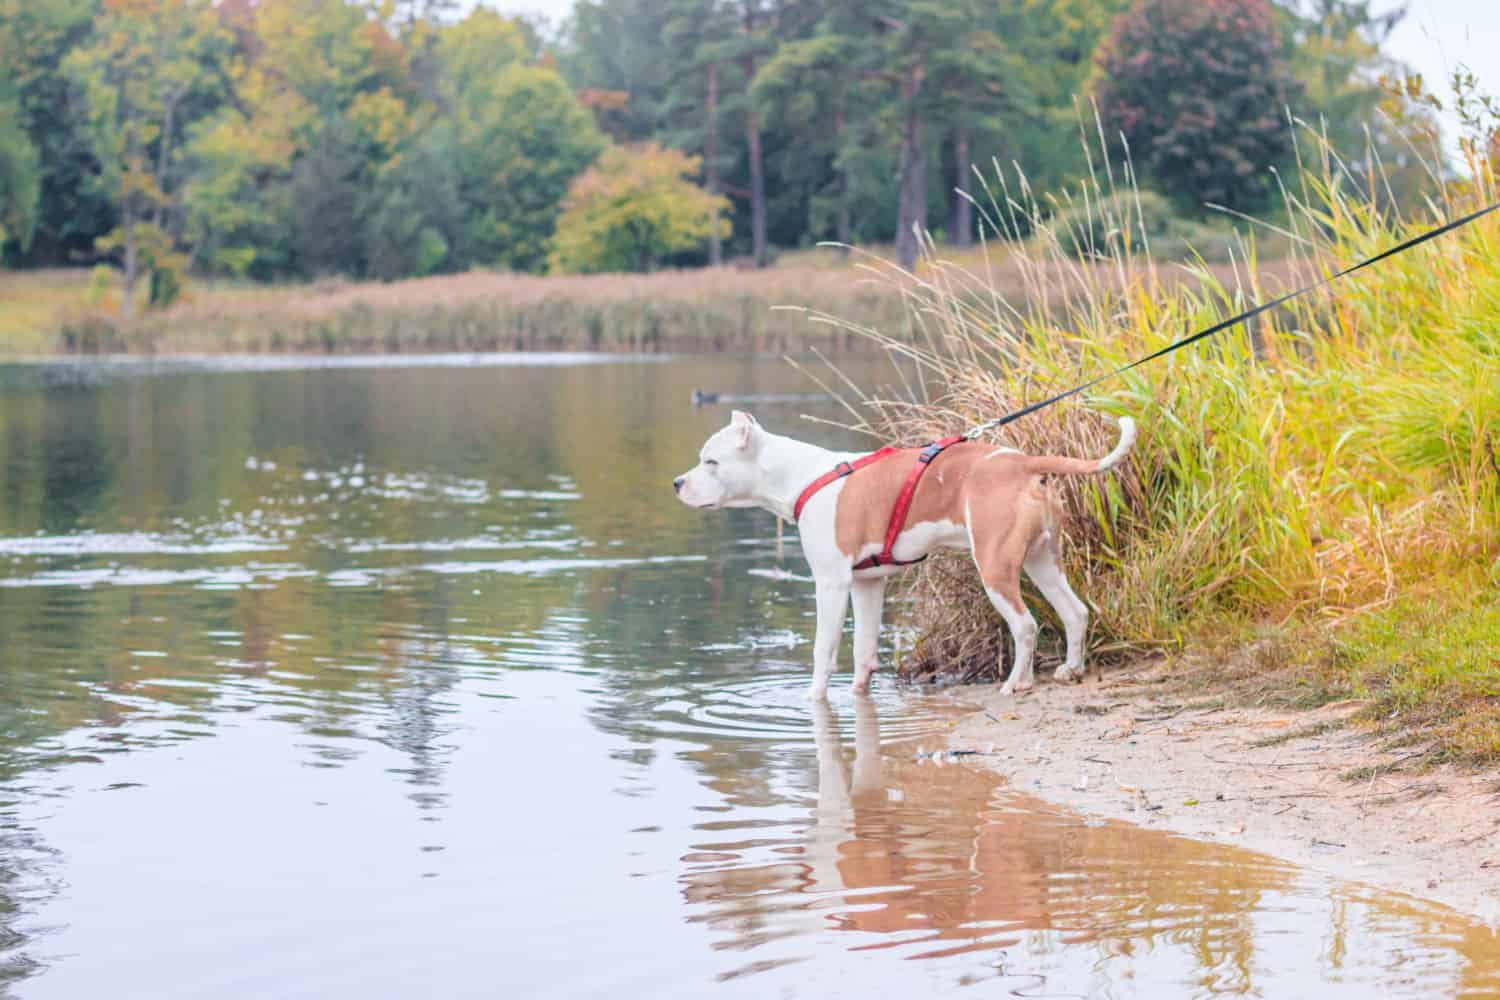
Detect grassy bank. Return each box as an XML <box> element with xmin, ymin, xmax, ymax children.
<box><xmin>1</xmin><ymin>265</ymin><xmax>920</xmax><ymax>356</ymax></box>
<box><xmin>822</xmin><ymin>150</ymin><xmax>1499</xmax><ymax>764</ymax></box>
<box><xmin>2</xmin><ymin>239</ymin><xmax>1270</xmax><ymax>357</ymax></box>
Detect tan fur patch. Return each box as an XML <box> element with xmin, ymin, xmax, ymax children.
<box><xmin>832</xmin><ymin>443</ymin><xmax>1057</xmax><ymax>568</ymax></box>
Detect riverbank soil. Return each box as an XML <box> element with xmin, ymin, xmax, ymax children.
<box><xmin>949</xmin><ymin>656</ymin><xmax>1500</xmax><ymax>921</ymax></box>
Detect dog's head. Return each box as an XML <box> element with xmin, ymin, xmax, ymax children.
<box><xmin>674</xmin><ymin>410</ymin><xmax>764</xmax><ymax>509</ymax></box>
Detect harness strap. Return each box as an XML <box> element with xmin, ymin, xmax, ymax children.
<box><xmin>855</xmin><ymin>435</ymin><xmax>965</xmax><ymax>569</ymax></box>
<box><xmin>793</xmin><ymin>436</ymin><xmax>965</xmax><ymax>571</ymax></box>
<box><xmin>792</xmin><ymin>446</ymin><xmax>899</xmax><ymax>521</ymax></box>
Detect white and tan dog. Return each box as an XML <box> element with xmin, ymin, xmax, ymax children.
<box><xmin>675</xmin><ymin>411</ymin><xmax>1136</xmax><ymax>699</ymax></box>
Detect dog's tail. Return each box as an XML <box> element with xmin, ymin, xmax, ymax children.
<box><xmin>1024</xmin><ymin>416</ymin><xmax>1136</xmax><ymax>477</ymax></box>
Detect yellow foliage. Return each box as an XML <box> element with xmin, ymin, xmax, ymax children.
<box><xmin>348</xmin><ymin>87</ymin><xmax>414</xmax><ymax>156</ymax></box>
<box><xmin>548</xmin><ymin>143</ymin><xmax>730</xmax><ymax>274</ymax></box>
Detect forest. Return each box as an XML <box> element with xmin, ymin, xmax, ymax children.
<box><xmin>0</xmin><ymin>0</ymin><xmax>1453</xmax><ymax>315</ymax></box>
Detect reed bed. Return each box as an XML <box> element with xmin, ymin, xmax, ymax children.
<box><xmin>804</xmin><ymin>140</ymin><xmax>1499</xmax><ymax>761</ymax></box>
<box><xmin>12</xmin><ymin>251</ymin><xmax>1284</xmax><ymax>357</ymax></box>
<box><xmin>33</xmin><ymin>266</ymin><xmax>916</xmax><ymax>355</ymax></box>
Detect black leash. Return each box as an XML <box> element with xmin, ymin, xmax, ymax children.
<box><xmin>964</xmin><ymin>200</ymin><xmax>1500</xmax><ymax>438</ymax></box>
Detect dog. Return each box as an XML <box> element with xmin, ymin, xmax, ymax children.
<box><xmin>675</xmin><ymin>411</ymin><xmax>1136</xmax><ymax>699</ymax></box>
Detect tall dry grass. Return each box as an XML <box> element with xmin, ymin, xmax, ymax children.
<box><xmin>802</xmin><ymin>133</ymin><xmax>1498</xmax><ymax>756</ymax></box>
<box><xmin>35</xmin><ymin>267</ymin><xmax>915</xmax><ymax>355</ymax></box>
<box><xmin>13</xmin><ymin>246</ymin><xmax>1288</xmax><ymax>358</ymax></box>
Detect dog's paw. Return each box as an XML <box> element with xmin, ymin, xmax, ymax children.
<box><xmin>1000</xmin><ymin>678</ymin><xmax>1034</xmax><ymax>696</ymax></box>
<box><xmin>1055</xmin><ymin>664</ymin><xmax>1086</xmax><ymax>684</ymax></box>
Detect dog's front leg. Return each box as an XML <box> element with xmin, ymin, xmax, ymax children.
<box><xmin>809</xmin><ymin>577</ymin><xmax>851</xmax><ymax>700</ymax></box>
<box><xmin>850</xmin><ymin>578</ymin><xmax>886</xmax><ymax>694</ymax></box>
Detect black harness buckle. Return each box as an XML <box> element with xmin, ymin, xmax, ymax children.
<box><xmin>917</xmin><ymin>441</ymin><xmax>947</xmax><ymax>464</ymax></box>
<box><xmin>835</xmin><ymin>461</ymin><xmax>855</xmax><ymax>477</ymax></box>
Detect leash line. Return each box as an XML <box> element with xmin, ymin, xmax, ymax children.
<box><xmin>964</xmin><ymin>200</ymin><xmax>1500</xmax><ymax>439</ymax></box>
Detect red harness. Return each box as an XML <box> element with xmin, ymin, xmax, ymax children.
<box><xmin>792</xmin><ymin>436</ymin><xmax>966</xmax><ymax>570</ymax></box>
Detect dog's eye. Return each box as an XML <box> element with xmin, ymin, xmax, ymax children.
<box><xmin>703</xmin><ymin>459</ymin><xmax>719</xmax><ymax>468</ymax></box>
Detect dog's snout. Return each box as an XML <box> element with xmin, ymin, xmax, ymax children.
<box><xmin>673</xmin><ymin>476</ymin><xmax>685</xmax><ymax>493</ymax></box>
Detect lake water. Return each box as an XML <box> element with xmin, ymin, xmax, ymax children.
<box><xmin>0</xmin><ymin>354</ymin><xmax>1496</xmax><ymax>999</ymax></box>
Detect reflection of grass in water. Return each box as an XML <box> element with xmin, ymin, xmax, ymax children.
<box><xmin>809</xmin><ymin>127</ymin><xmax>1500</xmax><ymax>762</ymax></box>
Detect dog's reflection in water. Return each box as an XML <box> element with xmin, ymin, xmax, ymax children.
<box><xmin>804</xmin><ymin>697</ymin><xmax>883</xmax><ymax>896</ymax></box>
<box><xmin>684</xmin><ymin>694</ymin><xmax>1299</xmax><ymax>981</ymax></box>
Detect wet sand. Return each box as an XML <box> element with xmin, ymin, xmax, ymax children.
<box><xmin>948</xmin><ymin>659</ymin><xmax>1500</xmax><ymax>922</ymax></box>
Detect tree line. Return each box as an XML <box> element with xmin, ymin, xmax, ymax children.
<box><xmin>0</xmin><ymin>0</ymin><xmax>1433</xmax><ymax>307</ymax></box>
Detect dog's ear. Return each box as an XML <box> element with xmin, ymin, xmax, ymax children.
<box><xmin>730</xmin><ymin>410</ymin><xmax>759</xmax><ymax>449</ymax></box>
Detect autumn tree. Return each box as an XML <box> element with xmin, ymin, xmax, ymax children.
<box><xmin>548</xmin><ymin>143</ymin><xmax>730</xmax><ymax>274</ymax></box>
<box><xmin>447</xmin><ymin>54</ymin><xmax>604</xmax><ymax>272</ymax></box>
<box><xmin>65</xmin><ymin>0</ymin><xmax>231</xmax><ymax>314</ymax></box>
<box><xmin>562</xmin><ymin>0</ymin><xmax>675</xmax><ymax>142</ymax></box>
<box><xmin>1092</xmin><ymin>0</ymin><xmax>1301</xmax><ymax>213</ymax></box>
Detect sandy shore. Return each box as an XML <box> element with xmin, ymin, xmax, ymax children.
<box><xmin>948</xmin><ymin>659</ymin><xmax>1500</xmax><ymax>922</ymax></box>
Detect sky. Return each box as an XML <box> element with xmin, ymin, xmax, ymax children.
<box><xmin>481</xmin><ymin>0</ymin><xmax>1499</xmax><ymax>157</ymax></box>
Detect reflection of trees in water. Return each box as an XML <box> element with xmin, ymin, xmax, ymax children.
<box><xmin>0</xmin><ymin>358</ymin><xmax>884</xmax><ymax>994</ymax></box>
<box><xmin>0</xmin><ymin>361</ymin><xmax>1494</xmax><ymax>994</ymax></box>
<box><xmin>374</xmin><ymin>583</ymin><xmax>463</xmax><ymax>813</ymax></box>
<box><xmin>0</xmin><ymin>816</ymin><xmax>59</xmax><ymax>994</ymax></box>
<box><xmin>583</xmin><ymin>550</ymin><xmax>821</xmax><ymax>812</ymax></box>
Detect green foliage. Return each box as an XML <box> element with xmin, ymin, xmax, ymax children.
<box><xmin>563</xmin><ymin>0</ymin><xmax>674</xmax><ymax>143</ymax></box>
<box><xmin>0</xmin><ymin>91</ymin><xmax>41</xmax><ymax>254</ymax></box>
<box><xmin>0</xmin><ymin>0</ymin><xmax>1466</xmax><ymax>283</ymax></box>
<box><xmin>549</xmin><ymin>143</ymin><xmax>730</xmax><ymax>273</ymax></box>
<box><xmin>452</xmin><ymin>62</ymin><xmax>605</xmax><ymax>272</ymax></box>
<box><xmin>992</xmin><ymin>0</ymin><xmax>1130</xmax><ymax>198</ymax></box>
<box><xmin>1093</xmin><ymin>0</ymin><xmax>1302</xmax><ymax>213</ymax></box>
<box><xmin>0</xmin><ymin>0</ymin><xmax>113</xmax><ymax>266</ymax></box>
<box><xmin>363</xmin><ymin>128</ymin><xmax>463</xmax><ymax>280</ymax></box>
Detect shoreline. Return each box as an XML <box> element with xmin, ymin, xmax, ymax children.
<box><xmin>947</xmin><ymin>659</ymin><xmax>1500</xmax><ymax>922</ymax></box>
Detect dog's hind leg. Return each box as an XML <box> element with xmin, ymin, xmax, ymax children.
<box><xmin>986</xmin><ymin>576</ymin><xmax>1038</xmax><ymax>696</ymax></box>
<box><xmin>850</xmin><ymin>578</ymin><xmax>886</xmax><ymax>694</ymax></box>
<box><xmin>969</xmin><ymin>499</ymin><xmax>1040</xmax><ymax>695</ymax></box>
<box><xmin>969</xmin><ymin>548</ymin><xmax>1036</xmax><ymax>695</ymax></box>
<box><xmin>1024</xmin><ymin>537</ymin><xmax>1089</xmax><ymax>683</ymax></box>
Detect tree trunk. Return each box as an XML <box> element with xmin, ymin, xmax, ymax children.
<box><xmin>834</xmin><ymin>111</ymin><xmax>851</xmax><ymax>253</ymax></box>
<box><xmin>122</xmin><ymin>121</ymin><xmax>139</xmax><ymax>320</ymax></box>
<box><xmin>837</xmin><ymin>168</ymin><xmax>851</xmax><ymax>249</ymax></box>
<box><xmin>706</xmin><ymin>63</ymin><xmax>722</xmax><ymax>266</ymax></box>
<box><xmin>894</xmin><ymin>63</ymin><xmax>926</xmax><ymax>271</ymax></box>
<box><xmin>952</xmin><ymin>123</ymin><xmax>972</xmax><ymax>249</ymax></box>
<box><xmin>122</xmin><ymin>202</ymin><xmax>137</xmax><ymax>320</ymax></box>
<box><xmin>154</xmin><ymin>94</ymin><xmax>177</xmax><ymax>231</ymax></box>
<box><xmin>741</xmin><ymin>2</ymin><xmax>767</xmax><ymax>268</ymax></box>
<box><xmin>747</xmin><ymin>111</ymin><xmax>766</xmax><ymax>266</ymax></box>
<box><xmin>637</xmin><ymin>238</ymin><xmax>651</xmax><ymax>274</ymax></box>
